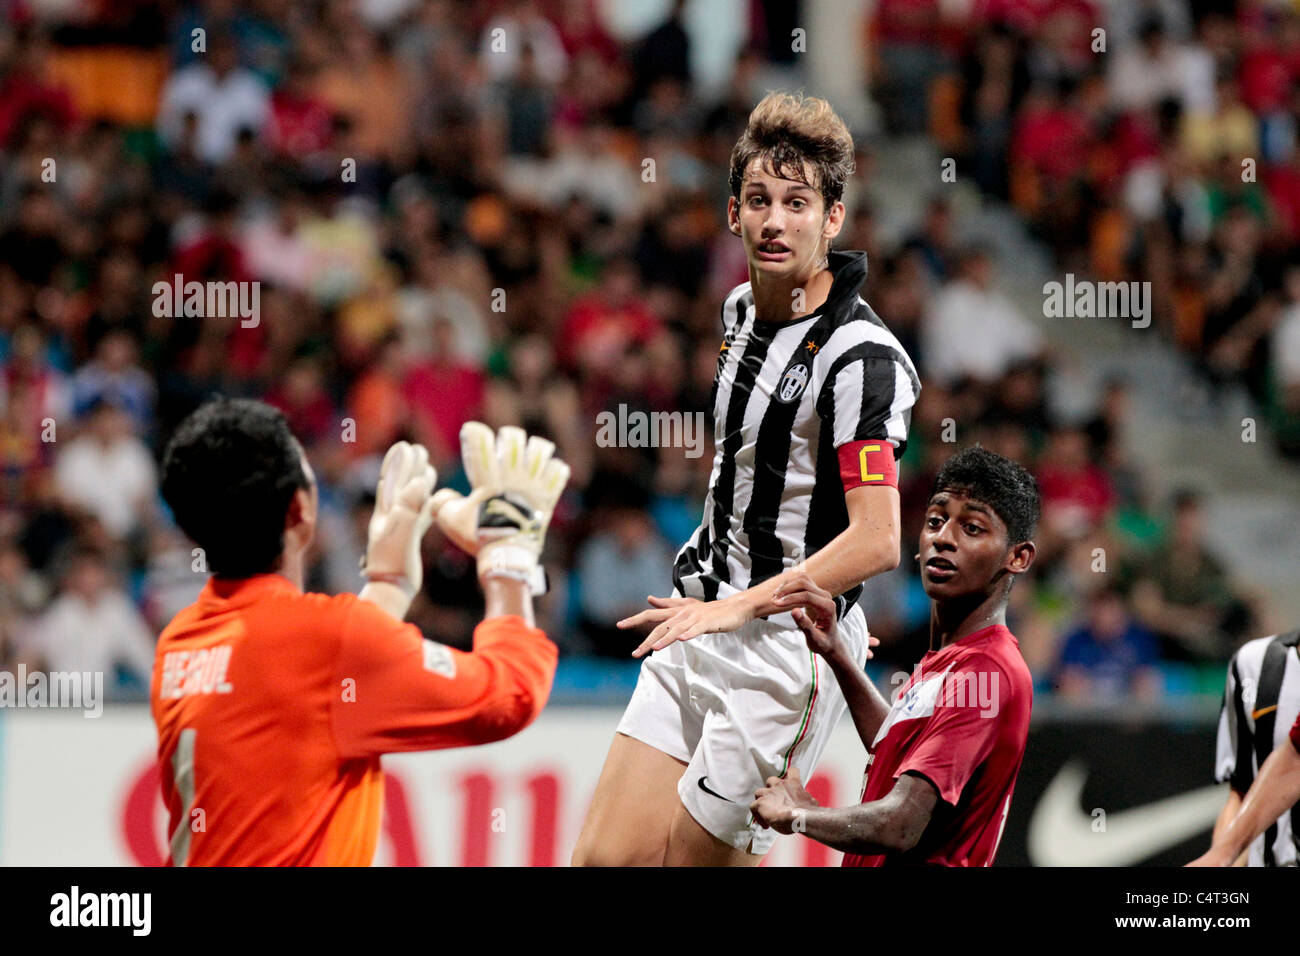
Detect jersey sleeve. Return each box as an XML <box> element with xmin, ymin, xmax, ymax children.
<box><xmin>329</xmin><ymin>598</ymin><xmax>558</xmax><ymax>760</ymax></box>
<box><xmin>893</xmin><ymin>658</ymin><xmax>1011</xmax><ymax>807</ymax></box>
<box><xmin>1216</xmin><ymin>654</ymin><xmax>1254</xmax><ymax>789</ymax></box>
<box><xmin>817</xmin><ymin>349</ymin><xmax>918</xmax><ymax>457</ymax></box>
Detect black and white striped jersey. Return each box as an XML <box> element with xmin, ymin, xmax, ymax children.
<box><xmin>672</xmin><ymin>250</ymin><xmax>920</xmax><ymax>618</ymax></box>
<box><xmin>1216</xmin><ymin>632</ymin><xmax>1300</xmax><ymax>865</ymax></box>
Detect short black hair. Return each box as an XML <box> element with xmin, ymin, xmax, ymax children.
<box><xmin>161</xmin><ymin>398</ymin><xmax>310</xmax><ymax>578</ymax></box>
<box><xmin>931</xmin><ymin>446</ymin><xmax>1040</xmax><ymax>544</ymax></box>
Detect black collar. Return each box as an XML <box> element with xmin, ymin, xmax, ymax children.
<box><xmin>821</xmin><ymin>250</ymin><xmax>868</xmax><ymax>315</ymax></box>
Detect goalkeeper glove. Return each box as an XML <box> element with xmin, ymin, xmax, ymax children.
<box><xmin>430</xmin><ymin>422</ymin><xmax>570</xmax><ymax>593</ymax></box>
<box><xmin>361</xmin><ymin>441</ymin><xmax>438</xmax><ymax>598</ymax></box>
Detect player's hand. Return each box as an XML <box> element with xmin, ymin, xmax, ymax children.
<box><xmin>624</xmin><ymin>594</ymin><xmax>752</xmax><ymax>658</ymax></box>
<box><xmin>616</xmin><ymin>595</ymin><xmax>700</xmax><ymax>630</ymax></box>
<box><xmin>773</xmin><ymin>573</ymin><xmax>879</xmax><ymax>661</ymax></box>
<box><xmin>364</xmin><ymin>441</ymin><xmax>438</xmax><ymax>595</ymax></box>
<box><xmin>430</xmin><ymin>422</ymin><xmax>570</xmax><ymax>583</ymax></box>
<box><xmin>750</xmin><ymin>768</ymin><xmax>819</xmax><ymax>834</ymax></box>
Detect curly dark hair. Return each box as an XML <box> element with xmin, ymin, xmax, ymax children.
<box><xmin>931</xmin><ymin>446</ymin><xmax>1040</xmax><ymax>545</ymax></box>
<box><xmin>161</xmin><ymin>398</ymin><xmax>311</xmax><ymax>578</ymax></box>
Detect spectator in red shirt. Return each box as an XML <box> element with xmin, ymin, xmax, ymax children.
<box><xmin>402</xmin><ymin>316</ymin><xmax>484</xmax><ymax>469</ymax></box>
<box><xmin>268</xmin><ymin>57</ymin><xmax>335</xmax><ymax>160</ymax></box>
<box><xmin>265</xmin><ymin>356</ymin><xmax>337</xmax><ymax>449</ymax></box>
<box><xmin>554</xmin><ymin>0</ymin><xmax>621</xmax><ymax>64</ymax></box>
<box><xmin>1037</xmin><ymin>426</ymin><xmax>1116</xmax><ymax>539</ymax></box>
<box><xmin>0</xmin><ymin>28</ymin><xmax>77</xmax><ymax>149</ymax></box>
<box><xmin>1011</xmin><ymin>79</ymin><xmax>1094</xmax><ymax>186</ymax></box>
<box><xmin>170</xmin><ymin>190</ymin><xmax>252</xmax><ymax>285</ymax></box>
<box><xmin>556</xmin><ymin>255</ymin><xmax>662</xmax><ymax>378</ymax></box>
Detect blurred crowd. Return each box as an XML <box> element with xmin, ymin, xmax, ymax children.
<box><xmin>912</xmin><ymin>0</ymin><xmax>1300</xmax><ymax>455</ymax></box>
<box><xmin>0</xmin><ymin>0</ymin><xmax>1291</xmax><ymax>704</ymax></box>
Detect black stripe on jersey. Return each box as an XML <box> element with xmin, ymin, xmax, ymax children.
<box><xmin>698</xmin><ymin>520</ymin><xmax>719</xmax><ymax>601</ymax></box>
<box><xmin>1229</xmin><ymin>656</ymin><xmax>1255</xmax><ymax>794</ymax></box>
<box><xmin>805</xmin><ymin>393</ymin><xmax>858</xmax><ymax>615</ymax></box>
<box><xmin>745</xmin><ymin>312</ymin><xmax>841</xmax><ymax>585</ymax></box>
<box><xmin>710</xmin><ymin>295</ymin><xmax>768</xmax><ymax>587</ymax></box>
<box><xmin>673</xmin><ymin>523</ymin><xmax>706</xmax><ymax>594</ymax></box>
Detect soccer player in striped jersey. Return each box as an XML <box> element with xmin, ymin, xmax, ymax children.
<box><xmin>750</xmin><ymin>447</ymin><xmax>1038</xmax><ymax>867</ymax></box>
<box><xmin>1192</xmin><ymin>629</ymin><xmax>1300</xmax><ymax>866</ymax></box>
<box><xmin>1192</xmin><ymin>709</ymin><xmax>1300</xmax><ymax>866</ymax></box>
<box><xmin>572</xmin><ymin>92</ymin><xmax>920</xmax><ymax>866</ymax></box>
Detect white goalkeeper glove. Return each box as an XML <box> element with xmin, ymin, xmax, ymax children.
<box><xmin>430</xmin><ymin>422</ymin><xmax>570</xmax><ymax>592</ymax></box>
<box><xmin>361</xmin><ymin>441</ymin><xmax>438</xmax><ymax>598</ymax></box>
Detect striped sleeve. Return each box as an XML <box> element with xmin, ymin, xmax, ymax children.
<box><xmin>1215</xmin><ymin>652</ymin><xmax>1255</xmax><ymax>790</ymax></box>
<box><xmin>817</xmin><ymin>341</ymin><xmax>918</xmax><ymax>455</ymax></box>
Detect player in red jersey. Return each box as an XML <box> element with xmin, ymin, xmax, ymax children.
<box><xmin>751</xmin><ymin>446</ymin><xmax>1038</xmax><ymax>866</ymax></box>
<box><xmin>1190</xmin><ymin>710</ymin><xmax>1300</xmax><ymax>866</ymax></box>
<box><xmin>152</xmin><ymin>398</ymin><xmax>568</xmax><ymax>865</ymax></box>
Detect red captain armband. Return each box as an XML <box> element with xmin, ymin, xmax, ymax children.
<box><xmin>838</xmin><ymin>440</ymin><xmax>898</xmax><ymax>492</ymax></box>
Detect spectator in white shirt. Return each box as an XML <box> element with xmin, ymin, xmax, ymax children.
<box><xmin>22</xmin><ymin>549</ymin><xmax>156</xmax><ymax>694</ymax></box>
<box><xmin>479</xmin><ymin>0</ymin><xmax>568</xmax><ymax>87</ymax></box>
<box><xmin>921</xmin><ymin>245</ymin><xmax>1046</xmax><ymax>386</ymax></box>
<box><xmin>54</xmin><ymin>397</ymin><xmax>157</xmax><ymax>541</ymax></box>
<box><xmin>1109</xmin><ymin>18</ymin><xmax>1202</xmax><ymax>114</ymax></box>
<box><xmin>157</xmin><ymin>32</ymin><xmax>270</xmax><ymax>164</ymax></box>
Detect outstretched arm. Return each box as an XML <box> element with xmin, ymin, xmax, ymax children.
<box><xmin>624</xmin><ymin>483</ymin><xmax>900</xmax><ymax>657</ymax></box>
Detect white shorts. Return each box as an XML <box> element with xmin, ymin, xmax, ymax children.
<box><xmin>615</xmin><ymin>602</ymin><xmax>869</xmax><ymax>856</ymax></box>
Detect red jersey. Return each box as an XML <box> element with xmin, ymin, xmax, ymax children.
<box><xmin>150</xmin><ymin>574</ymin><xmax>557</xmax><ymax>866</ymax></box>
<box><xmin>1291</xmin><ymin>710</ymin><xmax>1300</xmax><ymax>753</ymax></box>
<box><xmin>843</xmin><ymin>624</ymin><xmax>1032</xmax><ymax>867</ymax></box>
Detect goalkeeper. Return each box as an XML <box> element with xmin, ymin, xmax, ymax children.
<box><xmin>151</xmin><ymin>397</ymin><xmax>568</xmax><ymax>866</ymax></box>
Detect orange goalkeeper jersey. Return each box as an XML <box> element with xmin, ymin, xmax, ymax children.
<box><xmin>150</xmin><ymin>573</ymin><xmax>557</xmax><ymax>866</ymax></box>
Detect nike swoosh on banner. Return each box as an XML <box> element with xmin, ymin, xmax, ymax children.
<box><xmin>1027</xmin><ymin>760</ymin><xmax>1225</xmax><ymax>866</ymax></box>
